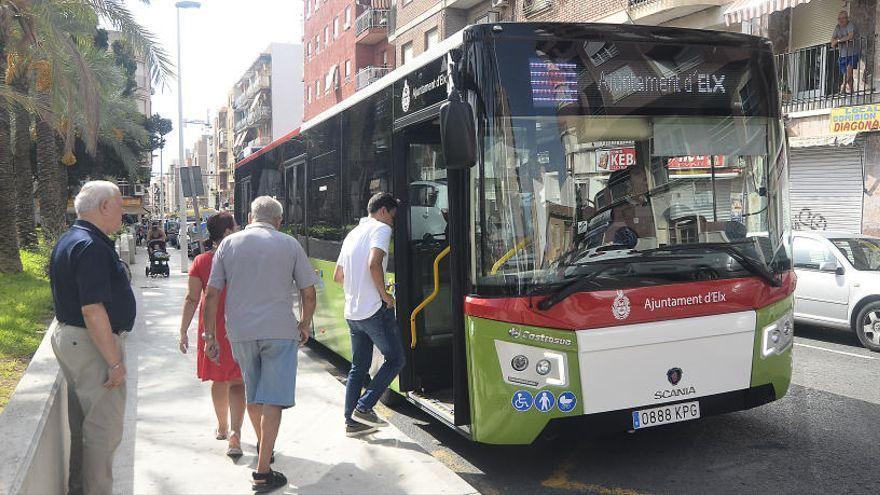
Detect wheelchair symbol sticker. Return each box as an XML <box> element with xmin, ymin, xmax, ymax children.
<box><xmin>557</xmin><ymin>391</ymin><xmax>577</xmax><ymax>413</ymax></box>
<box><xmin>535</xmin><ymin>390</ymin><xmax>555</xmax><ymax>413</ymax></box>
<box><xmin>511</xmin><ymin>390</ymin><xmax>534</xmax><ymax>412</ymax></box>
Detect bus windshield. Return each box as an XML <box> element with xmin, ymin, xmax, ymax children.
<box><xmin>474</xmin><ymin>36</ymin><xmax>788</xmax><ymax>296</ymax></box>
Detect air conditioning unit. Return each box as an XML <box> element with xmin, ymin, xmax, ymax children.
<box><xmin>491</xmin><ymin>0</ymin><xmax>508</xmax><ymax>7</ymax></box>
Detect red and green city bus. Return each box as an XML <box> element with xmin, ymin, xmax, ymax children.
<box><xmin>233</xmin><ymin>22</ymin><xmax>794</xmax><ymax>445</ymax></box>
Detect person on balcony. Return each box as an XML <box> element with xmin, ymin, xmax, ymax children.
<box><xmin>832</xmin><ymin>10</ymin><xmax>859</xmax><ymax>94</ymax></box>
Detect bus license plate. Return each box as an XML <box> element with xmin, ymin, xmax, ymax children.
<box><xmin>632</xmin><ymin>401</ymin><xmax>700</xmax><ymax>430</ymax></box>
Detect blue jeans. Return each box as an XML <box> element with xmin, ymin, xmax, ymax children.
<box><xmin>344</xmin><ymin>306</ymin><xmax>405</xmax><ymax>424</ymax></box>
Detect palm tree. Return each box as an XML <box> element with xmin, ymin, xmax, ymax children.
<box><xmin>0</xmin><ymin>23</ymin><xmax>23</xmax><ymax>273</ymax></box>
<box><xmin>8</xmin><ymin>53</ymin><xmax>37</xmax><ymax>249</ymax></box>
<box><xmin>3</xmin><ymin>0</ymin><xmax>173</xmax><ymax>243</ymax></box>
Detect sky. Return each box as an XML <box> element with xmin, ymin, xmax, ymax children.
<box><xmin>126</xmin><ymin>0</ymin><xmax>303</xmax><ymax>176</ymax></box>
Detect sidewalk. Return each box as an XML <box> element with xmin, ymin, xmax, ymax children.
<box><xmin>113</xmin><ymin>246</ymin><xmax>477</xmax><ymax>495</ymax></box>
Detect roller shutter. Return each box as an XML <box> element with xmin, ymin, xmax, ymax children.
<box><xmin>790</xmin><ymin>0</ymin><xmax>842</xmax><ymax>50</ymax></box>
<box><xmin>789</xmin><ymin>146</ymin><xmax>863</xmax><ymax>233</ymax></box>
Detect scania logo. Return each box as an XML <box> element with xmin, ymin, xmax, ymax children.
<box><xmin>667</xmin><ymin>367</ymin><xmax>683</xmax><ymax>386</ymax></box>
<box><xmin>508</xmin><ymin>328</ymin><xmax>520</xmax><ymax>338</ymax></box>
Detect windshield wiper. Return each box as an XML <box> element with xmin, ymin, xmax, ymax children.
<box><xmin>536</xmin><ymin>255</ymin><xmax>699</xmax><ymax>311</ymax></box>
<box><xmin>638</xmin><ymin>241</ymin><xmax>781</xmax><ymax>288</ymax></box>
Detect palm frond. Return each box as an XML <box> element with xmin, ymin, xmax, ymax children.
<box><xmin>0</xmin><ymin>82</ymin><xmax>56</xmax><ymax>126</ymax></box>
<box><xmin>87</xmin><ymin>0</ymin><xmax>175</xmax><ymax>88</ymax></box>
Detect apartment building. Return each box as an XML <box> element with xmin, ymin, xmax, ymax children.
<box><xmin>213</xmin><ymin>106</ymin><xmax>234</xmax><ymax>210</ymax></box>
<box><xmin>303</xmin><ymin>0</ymin><xmax>396</xmax><ymax>120</ymax></box>
<box><xmin>232</xmin><ymin>43</ymin><xmax>304</xmax><ymax>161</ymax></box>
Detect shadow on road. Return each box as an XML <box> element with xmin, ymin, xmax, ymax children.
<box><xmin>794</xmin><ymin>322</ymin><xmax>863</xmax><ymax>348</ymax></box>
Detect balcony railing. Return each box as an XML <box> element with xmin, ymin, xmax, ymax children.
<box><xmin>523</xmin><ymin>0</ymin><xmax>552</xmax><ymax>16</ymax></box>
<box><xmin>776</xmin><ymin>36</ymin><xmax>876</xmax><ymax>113</ymax></box>
<box><xmin>356</xmin><ymin>66</ymin><xmax>391</xmax><ymax>91</ymax></box>
<box><xmin>356</xmin><ymin>8</ymin><xmax>388</xmax><ymax>37</ymax></box>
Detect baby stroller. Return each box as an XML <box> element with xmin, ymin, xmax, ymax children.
<box><xmin>146</xmin><ymin>239</ymin><xmax>170</xmax><ymax>277</ymax></box>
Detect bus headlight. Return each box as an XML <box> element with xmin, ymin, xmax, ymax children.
<box><xmin>536</xmin><ymin>359</ymin><xmax>551</xmax><ymax>375</ymax></box>
<box><xmin>761</xmin><ymin>312</ymin><xmax>794</xmax><ymax>358</ymax></box>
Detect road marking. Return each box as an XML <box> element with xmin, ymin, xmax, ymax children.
<box><xmin>794</xmin><ymin>342</ymin><xmax>876</xmax><ymax>360</ymax></box>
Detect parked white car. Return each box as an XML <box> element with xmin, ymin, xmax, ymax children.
<box><xmin>792</xmin><ymin>231</ymin><xmax>880</xmax><ymax>351</ymax></box>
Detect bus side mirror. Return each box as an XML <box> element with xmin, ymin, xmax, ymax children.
<box><xmin>440</xmin><ymin>89</ymin><xmax>476</xmax><ymax>170</ymax></box>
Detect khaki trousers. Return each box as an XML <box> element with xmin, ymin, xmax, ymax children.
<box><xmin>50</xmin><ymin>319</ymin><xmax>126</xmax><ymax>495</ymax></box>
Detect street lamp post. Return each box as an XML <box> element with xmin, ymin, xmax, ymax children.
<box><xmin>175</xmin><ymin>0</ymin><xmax>200</xmax><ymax>273</ymax></box>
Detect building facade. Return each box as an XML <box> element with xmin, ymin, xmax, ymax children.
<box><xmin>232</xmin><ymin>43</ymin><xmax>304</xmax><ymax>161</ymax></box>
<box><xmin>303</xmin><ymin>0</ymin><xmax>396</xmax><ymax>120</ymax></box>
<box><xmin>213</xmin><ymin>106</ymin><xmax>234</xmax><ymax>210</ymax></box>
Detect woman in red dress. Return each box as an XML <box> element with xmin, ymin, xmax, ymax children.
<box><xmin>178</xmin><ymin>212</ymin><xmax>244</xmax><ymax>459</ymax></box>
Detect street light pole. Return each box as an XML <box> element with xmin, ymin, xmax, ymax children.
<box><xmin>175</xmin><ymin>1</ymin><xmax>200</xmax><ymax>273</ymax></box>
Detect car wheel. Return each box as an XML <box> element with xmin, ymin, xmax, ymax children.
<box><xmin>854</xmin><ymin>302</ymin><xmax>880</xmax><ymax>352</ymax></box>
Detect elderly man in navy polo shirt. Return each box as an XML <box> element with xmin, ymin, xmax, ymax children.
<box><xmin>49</xmin><ymin>180</ymin><xmax>135</xmax><ymax>495</ymax></box>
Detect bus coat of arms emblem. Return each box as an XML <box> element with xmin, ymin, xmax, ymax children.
<box><xmin>612</xmin><ymin>290</ymin><xmax>631</xmax><ymax>320</ymax></box>
<box><xmin>401</xmin><ymin>79</ymin><xmax>411</xmax><ymax>113</ymax></box>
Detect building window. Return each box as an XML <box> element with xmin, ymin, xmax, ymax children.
<box><xmin>344</xmin><ymin>6</ymin><xmax>352</xmax><ymax>29</ymax></box>
<box><xmin>315</xmin><ymin>0</ymin><xmax>320</xmax><ymax>10</ymax></box>
<box><xmin>307</xmin><ymin>85</ymin><xmax>312</xmax><ymax>103</ymax></box>
<box><xmin>315</xmin><ymin>35</ymin><xmax>320</xmax><ymax>53</ymax></box>
<box><xmin>345</xmin><ymin>59</ymin><xmax>351</xmax><ymax>80</ymax></box>
<box><xmin>315</xmin><ymin>80</ymin><xmax>320</xmax><ymax>98</ymax></box>
<box><xmin>306</xmin><ymin>42</ymin><xmax>311</xmax><ymax>58</ymax></box>
<box><xmin>424</xmin><ymin>27</ymin><xmax>439</xmax><ymax>51</ymax></box>
<box><xmin>401</xmin><ymin>41</ymin><xmax>413</xmax><ymax>65</ymax></box>
<box><xmin>306</xmin><ymin>0</ymin><xmax>311</xmax><ymax>18</ymax></box>
<box><xmin>334</xmin><ymin>17</ymin><xmax>340</xmax><ymax>38</ymax></box>
<box><xmin>382</xmin><ymin>50</ymin><xmax>388</xmax><ymax>67</ymax></box>
<box><xmin>324</xmin><ymin>25</ymin><xmax>330</xmax><ymax>45</ymax></box>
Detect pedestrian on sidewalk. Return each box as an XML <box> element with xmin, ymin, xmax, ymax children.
<box><xmin>203</xmin><ymin>196</ymin><xmax>317</xmax><ymax>493</ymax></box>
<box><xmin>334</xmin><ymin>192</ymin><xmax>405</xmax><ymax>437</ymax></box>
<box><xmin>178</xmin><ymin>211</ymin><xmax>246</xmax><ymax>460</ymax></box>
<box><xmin>48</xmin><ymin>180</ymin><xmax>135</xmax><ymax>495</ymax></box>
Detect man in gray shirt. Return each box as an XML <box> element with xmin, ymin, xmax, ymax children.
<box><xmin>204</xmin><ymin>196</ymin><xmax>317</xmax><ymax>492</ymax></box>
<box><xmin>832</xmin><ymin>10</ymin><xmax>859</xmax><ymax>94</ymax></box>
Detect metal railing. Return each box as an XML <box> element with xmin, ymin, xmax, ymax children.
<box><xmin>775</xmin><ymin>36</ymin><xmax>876</xmax><ymax>113</ymax></box>
<box><xmin>356</xmin><ymin>66</ymin><xmax>390</xmax><ymax>90</ymax></box>
<box><xmin>523</xmin><ymin>0</ymin><xmax>552</xmax><ymax>16</ymax></box>
<box><xmin>356</xmin><ymin>8</ymin><xmax>388</xmax><ymax>36</ymax></box>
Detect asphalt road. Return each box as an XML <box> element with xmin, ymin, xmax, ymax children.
<box><xmin>306</xmin><ymin>323</ymin><xmax>880</xmax><ymax>495</ymax></box>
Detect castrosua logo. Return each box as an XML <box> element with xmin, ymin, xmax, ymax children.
<box><xmin>401</xmin><ymin>79</ymin><xmax>411</xmax><ymax>113</ymax></box>
<box><xmin>612</xmin><ymin>290</ymin><xmax>631</xmax><ymax>320</ymax></box>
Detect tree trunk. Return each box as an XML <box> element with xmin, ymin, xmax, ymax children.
<box><xmin>35</xmin><ymin>93</ymin><xmax>66</xmax><ymax>243</ymax></box>
<box><xmin>0</xmin><ymin>38</ymin><xmax>23</xmax><ymax>273</ymax></box>
<box><xmin>12</xmin><ymin>78</ymin><xmax>37</xmax><ymax>249</ymax></box>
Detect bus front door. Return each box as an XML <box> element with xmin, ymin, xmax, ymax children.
<box><xmin>393</xmin><ymin>118</ymin><xmax>456</xmax><ymax>424</ymax></box>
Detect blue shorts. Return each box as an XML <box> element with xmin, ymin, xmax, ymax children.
<box><xmin>839</xmin><ymin>54</ymin><xmax>860</xmax><ymax>74</ymax></box>
<box><xmin>230</xmin><ymin>339</ymin><xmax>299</xmax><ymax>408</ymax></box>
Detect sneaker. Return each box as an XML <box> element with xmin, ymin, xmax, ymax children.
<box><xmin>346</xmin><ymin>422</ymin><xmax>377</xmax><ymax>437</ymax></box>
<box><xmin>251</xmin><ymin>469</ymin><xmax>286</xmax><ymax>493</ymax></box>
<box><xmin>352</xmin><ymin>408</ymin><xmax>389</xmax><ymax>428</ymax></box>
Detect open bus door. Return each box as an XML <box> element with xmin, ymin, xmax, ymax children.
<box><xmin>392</xmin><ymin>116</ymin><xmax>470</xmax><ymax>431</ymax></box>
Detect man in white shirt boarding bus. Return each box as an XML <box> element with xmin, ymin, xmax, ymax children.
<box><xmin>334</xmin><ymin>192</ymin><xmax>405</xmax><ymax>437</ymax></box>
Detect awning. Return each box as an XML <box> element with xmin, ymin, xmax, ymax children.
<box><xmin>788</xmin><ymin>133</ymin><xmax>857</xmax><ymax>148</ymax></box>
<box><xmin>724</xmin><ymin>0</ymin><xmax>812</xmax><ymax>25</ymax></box>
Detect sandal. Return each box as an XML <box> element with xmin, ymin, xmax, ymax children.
<box><xmin>227</xmin><ymin>431</ymin><xmax>243</xmax><ymax>462</ymax></box>
<box><xmin>252</xmin><ymin>469</ymin><xmax>287</xmax><ymax>493</ymax></box>
<box><xmin>215</xmin><ymin>428</ymin><xmax>228</xmax><ymax>440</ymax></box>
